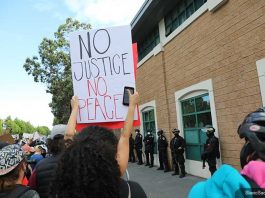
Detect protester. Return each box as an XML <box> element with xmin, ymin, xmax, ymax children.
<box><xmin>170</xmin><ymin>128</ymin><xmax>186</xmax><ymax>178</ymax></box>
<box><xmin>143</xmin><ymin>130</ymin><xmax>155</xmax><ymax>168</ymax></box>
<box><xmin>189</xmin><ymin>107</ymin><xmax>265</xmax><ymax>197</ymax></box>
<box><xmin>51</xmin><ymin>91</ymin><xmax>147</xmax><ymax>198</ymax></box>
<box><xmin>28</xmin><ymin>96</ymin><xmax>78</xmax><ymax>198</ymax></box>
<box><xmin>135</xmin><ymin>129</ymin><xmax>143</xmax><ymax>165</ymax></box>
<box><xmin>29</xmin><ymin>146</ymin><xmax>44</xmax><ymax>170</ymax></box>
<box><xmin>129</xmin><ymin>134</ymin><xmax>136</xmax><ymax>162</ymax></box>
<box><xmin>39</xmin><ymin>144</ymin><xmax>47</xmax><ymax>158</ymax></box>
<box><xmin>0</xmin><ymin>144</ymin><xmax>40</xmax><ymax>198</ymax></box>
<box><xmin>157</xmin><ymin>129</ymin><xmax>169</xmax><ymax>172</ymax></box>
<box><xmin>201</xmin><ymin>126</ymin><xmax>220</xmax><ymax>176</ymax></box>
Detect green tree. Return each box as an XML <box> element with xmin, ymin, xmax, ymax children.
<box><xmin>36</xmin><ymin>126</ymin><xmax>50</xmax><ymax>136</ymax></box>
<box><xmin>5</xmin><ymin>116</ymin><xmax>13</xmax><ymax>134</ymax></box>
<box><xmin>14</xmin><ymin>118</ymin><xmax>26</xmax><ymax>134</ymax></box>
<box><xmin>23</xmin><ymin>18</ymin><xmax>91</xmax><ymax>124</ymax></box>
<box><xmin>25</xmin><ymin>121</ymin><xmax>35</xmax><ymax>133</ymax></box>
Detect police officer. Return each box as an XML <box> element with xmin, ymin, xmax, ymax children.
<box><xmin>143</xmin><ymin>130</ymin><xmax>154</xmax><ymax>168</ymax></box>
<box><xmin>170</xmin><ymin>128</ymin><xmax>186</xmax><ymax>178</ymax></box>
<box><xmin>129</xmin><ymin>134</ymin><xmax>136</xmax><ymax>162</ymax></box>
<box><xmin>201</xmin><ymin>126</ymin><xmax>220</xmax><ymax>176</ymax></box>
<box><xmin>134</xmin><ymin>129</ymin><xmax>143</xmax><ymax>165</ymax></box>
<box><xmin>157</xmin><ymin>129</ymin><xmax>169</xmax><ymax>172</ymax></box>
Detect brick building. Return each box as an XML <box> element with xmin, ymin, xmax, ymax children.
<box><xmin>131</xmin><ymin>0</ymin><xmax>265</xmax><ymax>178</ymax></box>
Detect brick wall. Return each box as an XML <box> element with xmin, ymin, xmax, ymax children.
<box><xmin>136</xmin><ymin>0</ymin><xmax>265</xmax><ymax>170</ymax></box>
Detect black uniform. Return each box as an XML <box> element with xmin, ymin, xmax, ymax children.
<box><xmin>129</xmin><ymin>135</ymin><xmax>136</xmax><ymax>162</ymax></box>
<box><xmin>135</xmin><ymin>133</ymin><xmax>143</xmax><ymax>165</ymax></box>
<box><xmin>201</xmin><ymin>134</ymin><xmax>220</xmax><ymax>175</ymax></box>
<box><xmin>157</xmin><ymin>134</ymin><xmax>169</xmax><ymax>171</ymax></box>
<box><xmin>170</xmin><ymin>135</ymin><xmax>186</xmax><ymax>177</ymax></box>
<box><xmin>143</xmin><ymin>133</ymin><xmax>154</xmax><ymax>167</ymax></box>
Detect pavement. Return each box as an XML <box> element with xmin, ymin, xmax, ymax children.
<box><xmin>126</xmin><ymin>162</ymin><xmax>204</xmax><ymax>198</ymax></box>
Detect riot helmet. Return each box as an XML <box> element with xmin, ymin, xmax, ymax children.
<box><xmin>172</xmin><ymin>128</ymin><xmax>180</xmax><ymax>136</ymax></box>
<box><xmin>157</xmin><ymin>129</ymin><xmax>163</xmax><ymax>136</ymax></box>
<box><xmin>238</xmin><ymin>107</ymin><xmax>265</xmax><ymax>168</ymax></box>
<box><xmin>201</xmin><ymin>126</ymin><xmax>215</xmax><ymax>137</ymax></box>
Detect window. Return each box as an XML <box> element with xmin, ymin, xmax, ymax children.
<box><xmin>165</xmin><ymin>0</ymin><xmax>207</xmax><ymax>36</ymax></box>
<box><xmin>142</xmin><ymin>109</ymin><xmax>157</xmax><ymax>154</ymax></box>
<box><xmin>138</xmin><ymin>27</ymin><xmax>160</xmax><ymax>62</ymax></box>
<box><xmin>181</xmin><ymin>94</ymin><xmax>212</xmax><ymax>161</ymax></box>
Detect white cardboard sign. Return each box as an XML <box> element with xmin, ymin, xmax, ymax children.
<box><xmin>70</xmin><ymin>25</ymin><xmax>137</xmax><ymax>123</ymax></box>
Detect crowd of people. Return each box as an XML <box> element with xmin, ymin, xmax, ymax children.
<box><xmin>0</xmin><ymin>91</ymin><xmax>148</xmax><ymax>198</ymax></box>
<box><xmin>0</xmin><ymin>89</ymin><xmax>265</xmax><ymax>197</ymax></box>
<box><xmin>129</xmin><ymin>126</ymin><xmax>219</xmax><ymax>179</ymax></box>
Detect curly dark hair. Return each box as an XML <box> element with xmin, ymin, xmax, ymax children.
<box><xmin>47</xmin><ymin>134</ymin><xmax>65</xmax><ymax>155</ymax></box>
<box><xmin>51</xmin><ymin>126</ymin><xmax>120</xmax><ymax>198</ymax></box>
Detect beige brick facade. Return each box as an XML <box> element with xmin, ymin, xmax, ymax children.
<box><xmin>135</xmin><ymin>0</ymin><xmax>265</xmax><ymax>171</ymax></box>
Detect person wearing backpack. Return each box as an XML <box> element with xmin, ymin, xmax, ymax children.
<box><xmin>189</xmin><ymin>108</ymin><xmax>265</xmax><ymax>197</ymax></box>
<box><xmin>201</xmin><ymin>126</ymin><xmax>220</xmax><ymax>176</ymax></box>
<box><xmin>0</xmin><ymin>144</ymin><xmax>39</xmax><ymax>198</ymax></box>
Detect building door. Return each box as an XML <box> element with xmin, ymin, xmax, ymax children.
<box><xmin>181</xmin><ymin>94</ymin><xmax>212</xmax><ymax>161</ymax></box>
<box><xmin>142</xmin><ymin>109</ymin><xmax>157</xmax><ymax>154</ymax></box>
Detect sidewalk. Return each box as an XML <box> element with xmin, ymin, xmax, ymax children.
<box><xmin>126</xmin><ymin>163</ymin><xmax>204</xmax><ymax>198</ymax></box>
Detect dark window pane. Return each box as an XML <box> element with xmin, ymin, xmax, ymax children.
<box><xmin>195</xmin><ymin>95</ymin><xmax>210</xmax><ymax>112</ymax></box>
<box><xmin>195</xmin><ymin>0</ymin><xmax>204</xmax><ymax>10</ymax></box>
<box><xmin>179</xmin><ymin>11</ymin><xmax>186</xmax><ymax>25</ymax></box>
<box><xmin>182</xmin><ymin>99</ymin><xmax>195</xmax><ymax>114</ymax></box>
<box><xmin>149</xmin><ymin>110</ymin><xmax>154</xmax><ymax>121</ymax></box>
<box><xmin>138</xmin><ymin>27</ymin><xmax>160</xmax><ymax>61</ymax></box>
<box><xmin>143</xmin><ymin>112</ymin><xmax>148</xmax><ymax>121</ymax></box>
<box><xmin>197</xmin><ymin>112</ymin><xmax>212</xmax><ymax>127</ymax></box>
<box><xmin>150</xmin><ymin>122</ymin><xmax>155</xmax><ymax>132</ymax></box>
<box><xmin>184</xmin><ymin>129</ymin><xmax>199</xmax><ymax>144</ymax></box>
<box><xmin>186</xmin><ymin>145</ymin><xmax>201</xmax><ymax>160</ymax></box>
<box><xmin>183</xmin><ymin>115</ymin><xmax>196</xmax><ymax>128</ymax></box>
<box><xmin>186</xmin><ymin>2</ymin><xmax>194</xmax><ymax>18</ymax></box>
<box><xmin>199</xmin><ymin>130</ymin><xmax>208</xmax><ymax>145</ymax></box>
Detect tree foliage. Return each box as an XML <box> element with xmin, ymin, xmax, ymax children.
<box><xmin>23</xmin><ymin>18</ymin><xmax>91</xmax><ymax>124</ymax></box>
<box><xmin>0</xmin><ymin>116</ymin><xmax>50</xmax><ymax>135</ymax></box>
<box><xmin>36</xmin><ymin>126</ymin><xmax>50</xmax><ymax>136</ymax></box>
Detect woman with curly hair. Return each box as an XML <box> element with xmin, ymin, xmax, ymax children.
<box><xmin>51</xmin><ymin>91</ymin><xmax>147</xmax><ymax>198</ymax></box>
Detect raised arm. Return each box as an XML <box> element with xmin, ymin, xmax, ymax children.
<box><xmin>64</xmin><ymin>96</ymin><xmax>79</xmax><ymax>140</ymax></box>
<box><xmin>117</xmin><ymin>90</ymin><xmax>139</xmax><ymax>176</ymax></box>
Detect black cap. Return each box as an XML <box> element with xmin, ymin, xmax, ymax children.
<box><xmin>157</xmin><ymin>129</ymin><xmax>163</xmax><ymax>134</ymax></box>
<box><xmin>201</xmin><ymin>127</ymin><xmax>215</xmax><ymax>134</ymax></box>
<box><xmin>172</xmin><ymin>128</ymin><xmax>180</xmax><ymax>133</ymax></box>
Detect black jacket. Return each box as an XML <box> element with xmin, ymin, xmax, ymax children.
<box><xmin>170</xmin><ymin>135</ymin><xmax>185</xmax><ymax>155</ymax></box>
<box><xmin>34</xmin><ymin>155</ymin><xmax>60</xmax><ymax>198</ymax></box>
<box><xmin>202</xmin><ymin>135</ymin><xmax>220</xmax><ymax>159</ymax></box>
<box><xmin>129</xmin><ymin>136</ymin><xmax>135</xmax><ymax>149</ymax></box>
<box><xmin>143</xmin><ymin>134</ymin><xmax>154</xmax><ymax>151</ymax></box>
<box><xmin>134</xmin><ymin>133</ymin><xmax>143</xmax><ymax>149</ymax></box>
<box><xmin>158</xmin><ymin>135</ymin><xmax>168</xmax><ymax>150</ymax></box>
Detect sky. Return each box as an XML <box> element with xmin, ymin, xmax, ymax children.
<box><xmin>0</xmin><ymin>0</ymin><xmax>145</xmax><ymax>129</ymax></box>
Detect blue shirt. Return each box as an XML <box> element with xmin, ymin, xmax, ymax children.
<box><xmin>189</xmin><ymin>164</ymin><xmax>252</xmax><ymax>198</ymax></box>
<box><xmin>30</xmin><ymin>154</ymin><xmax>44</xmax><ymax>169</ymax></box>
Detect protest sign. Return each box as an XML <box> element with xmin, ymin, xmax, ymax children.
<box><xmin>70</xmin><ymin>25</ymin><xmax>138</xmax><ymax>126</ymax></box>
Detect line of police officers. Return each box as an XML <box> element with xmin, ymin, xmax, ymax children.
<box><xmin>129</xmin><ymin>127</ymin><xmax>220</xmax><ymax>178</ymax></box>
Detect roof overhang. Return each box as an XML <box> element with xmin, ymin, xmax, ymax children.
<box><xmin>131</xmin><ymin>0</ymin><xmax>181</xmax><ymax>43</ymax></box>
